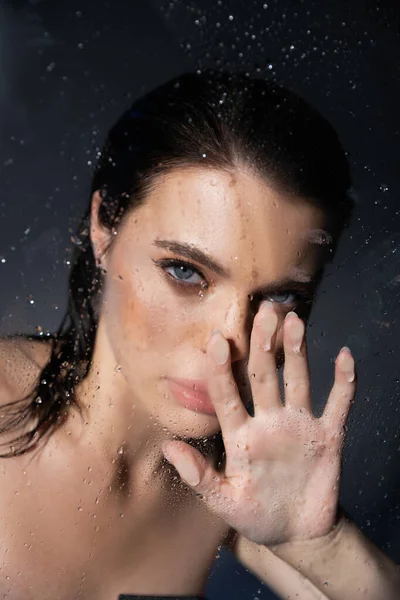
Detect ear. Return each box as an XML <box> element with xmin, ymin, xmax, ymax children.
<box><xmin>90</xmin><ymin>190</ymin><xmax>113</xmax><ymax>269</ymax></box>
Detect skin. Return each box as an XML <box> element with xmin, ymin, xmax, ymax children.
<box><xmin>0</xmin><ymin>165</ymin><xmax>331</xmax><ymax>599</ymax></box>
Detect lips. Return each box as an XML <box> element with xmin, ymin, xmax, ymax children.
<box><xmin>166</xmin><ymin>377</ymin><xmax>216</xmax><ymax>415</ymax></box>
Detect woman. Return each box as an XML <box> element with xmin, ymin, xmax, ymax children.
<box><xmin>0</xmin><ymin>70</ymin><xmax>398</xmax><ymax>600</ymax></box>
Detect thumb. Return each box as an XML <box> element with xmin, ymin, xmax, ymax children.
<box><xmin>162</xmin><ymin>441</ymin><xmax>221</xmax><ymax>494</ymax></box>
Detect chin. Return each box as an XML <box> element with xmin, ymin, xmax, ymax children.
<box><xmin>153</xmin><ymin>404</ymin><xmax>221</xmax><ymax>440</ymax></box>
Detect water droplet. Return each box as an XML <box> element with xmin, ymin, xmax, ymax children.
<box><xmin>115</xmin><ymin>365</ymin><xmax>121</xmax><ymax>372</ymax></box>
<box><xmin>379</xmin><ymin>184</ymin><xmax>389</xmax><ymax>192</ymax></box>
<box><xmin>71</xmin><ymin>234</ymin><xmax>82</xmax><ymax>246</ymax></box>
<box><xmin>237</xmin><ymin>442</ymin><xmax>249</xmax><ymax>450</ymax></box>
<box><xmin>117</xmin><ymin>446</ymin><xmax>124</xmax><ymax>455</ymax></box>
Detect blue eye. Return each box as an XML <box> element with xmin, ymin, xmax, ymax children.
<box><xmin>268</xmin><ymin>292</ymin><xmax>296</xmax><ymax>305</ymax></box>
<box><xmin>167</xmin><ymin>264</ymin><xmax>203</xmax><ymax>284</ymax></box>
<box><xmin>157</xmin><ymin>259</ymin><xmax>206</xmax><ymax>287</ymax></box>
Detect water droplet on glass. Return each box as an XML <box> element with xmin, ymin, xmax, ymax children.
<box><xmin>237</xmin><ymin>442</ymin><xmax>249</xmax><ymax>450</ymax></box>
<box><xmin>71</xmin><ymin>234</ymin><xmax>82</xmax><ymax>246</ymax></box>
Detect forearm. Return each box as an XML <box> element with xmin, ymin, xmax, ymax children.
<box><xmin>267</xmin><ymin>513</ymin><xmax>400</xmax><ymax>600</ymax></box>
<box><xmin>233</xmin><ymin>513</ymin><xmax>400</xmax><ymax>600</ymax></box>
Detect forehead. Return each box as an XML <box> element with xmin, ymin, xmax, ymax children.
<box><xmin>126</xmin><ymin>167</ymin><xmax>327</xmax><ymax>276</ymax></box>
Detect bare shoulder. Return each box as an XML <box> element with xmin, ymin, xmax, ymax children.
<box><xmin>0</xmin><ymin>336</ymin><xmax>53</xmax><ymax>404</ymax></box>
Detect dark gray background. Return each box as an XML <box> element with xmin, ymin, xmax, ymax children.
<box><xmin>0</xmin><ymin>0</ymin><xmax>399</xmax><ymax>598</ymax></box>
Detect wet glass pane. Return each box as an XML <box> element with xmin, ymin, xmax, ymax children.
<box><xmin>0</xmin><ymin>1</ymin><xmax>399</xmax><ymax>599</ymax></box>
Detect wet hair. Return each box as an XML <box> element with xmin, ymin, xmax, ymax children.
<box><xmin>0</xmin><ymin>69</ymin><xmax>354</xmax><ymax>458</ymax></box>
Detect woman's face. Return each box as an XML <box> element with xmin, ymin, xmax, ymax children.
<box><xmin>91</xmin><ymin>166</ymin><xmax>328</xmax><ymax>439</ymax></box>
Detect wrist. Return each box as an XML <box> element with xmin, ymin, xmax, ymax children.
<box><xmin>267</xmin><ymin>507</ymin><xmax>348</xmax><ymax>562</ymax></box>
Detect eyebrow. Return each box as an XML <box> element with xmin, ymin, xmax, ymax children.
<box><xmin>153</xmin><ymin>239</ymin><xmax>230</xmax><ymax>277</ymax></box>
<box><xmin>152</xmin><ymin>239</ymin><xmax>316</xmax><ymax>293</ymax></box>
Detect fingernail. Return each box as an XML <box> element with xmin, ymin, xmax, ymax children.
<box><xmin>177</xmin><ymin>456</ymin><xmax>201</xmax><ymax>487</ymax></box>
<box><xmin>161</xmin><ymin>442</ymin><xmax>172</xmax><ymax>459</ymax></box>
<box><xmin>340</xmin><ymin>347</ymin><xmax>355</xmax><ymax>382</ymax></box>
<box><xmin>260</xmin><ymin>302</ymin><xmax>277</xmax><ymax>351</ymax></box>
<box><xmin>291</xmin><ymin>319</ymin><xmax>304</xmax><ymax>355</ymax></box>
<box><xmin>210</xmin><ymin>331</ymin><xmax>230</xmax><ymax>365</ymax></box>
<box><xmin>285</xmin><ymin>311</ymin><xmax>298</xmax><ymax>320</ymax></box>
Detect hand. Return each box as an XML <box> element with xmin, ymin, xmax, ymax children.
<box><xmin>161</xmin><ymin>302</ymin><xmax>356</xmax><ymax>546</ymax></box>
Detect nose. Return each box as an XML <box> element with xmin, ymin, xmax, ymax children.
<box><xmin>209</xmin><ymin>296</ymin><xmax>257</xmax><ymax>363</ymax></box>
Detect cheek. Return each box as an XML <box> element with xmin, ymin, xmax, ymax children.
<box><xmin>102</xmin><ymin>267</ymin><xmax>179</xmax><ymax>355</ymax></box>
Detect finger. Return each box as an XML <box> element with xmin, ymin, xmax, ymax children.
<box><xmin>322</xmin><ymin>347</ymin><xmax>356</xmax><ymax>429</ymax></box>
<box><xmin>206</xmin><ymin>330</ymin><xmax>249</xmax><ymax>433</ymax></box>
<box><xmin>162</xmin><ymin>440</ymin><xmax>237</xmax><ymax>518</ymax></box>
<box><xmin>282</xmin><ymin>312</ymin><xmax>312</xmax><ymax>411</ymax></box>
<box><xmin>248</xmin><ymin>301</ymin><xmax>282</xmax><ymax>413</ymax></box>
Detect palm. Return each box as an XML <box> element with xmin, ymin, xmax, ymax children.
<box><xmin>221</xmin><ymin>406</ymin><xmax>343</xmax><ymax>544</ymax></box>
